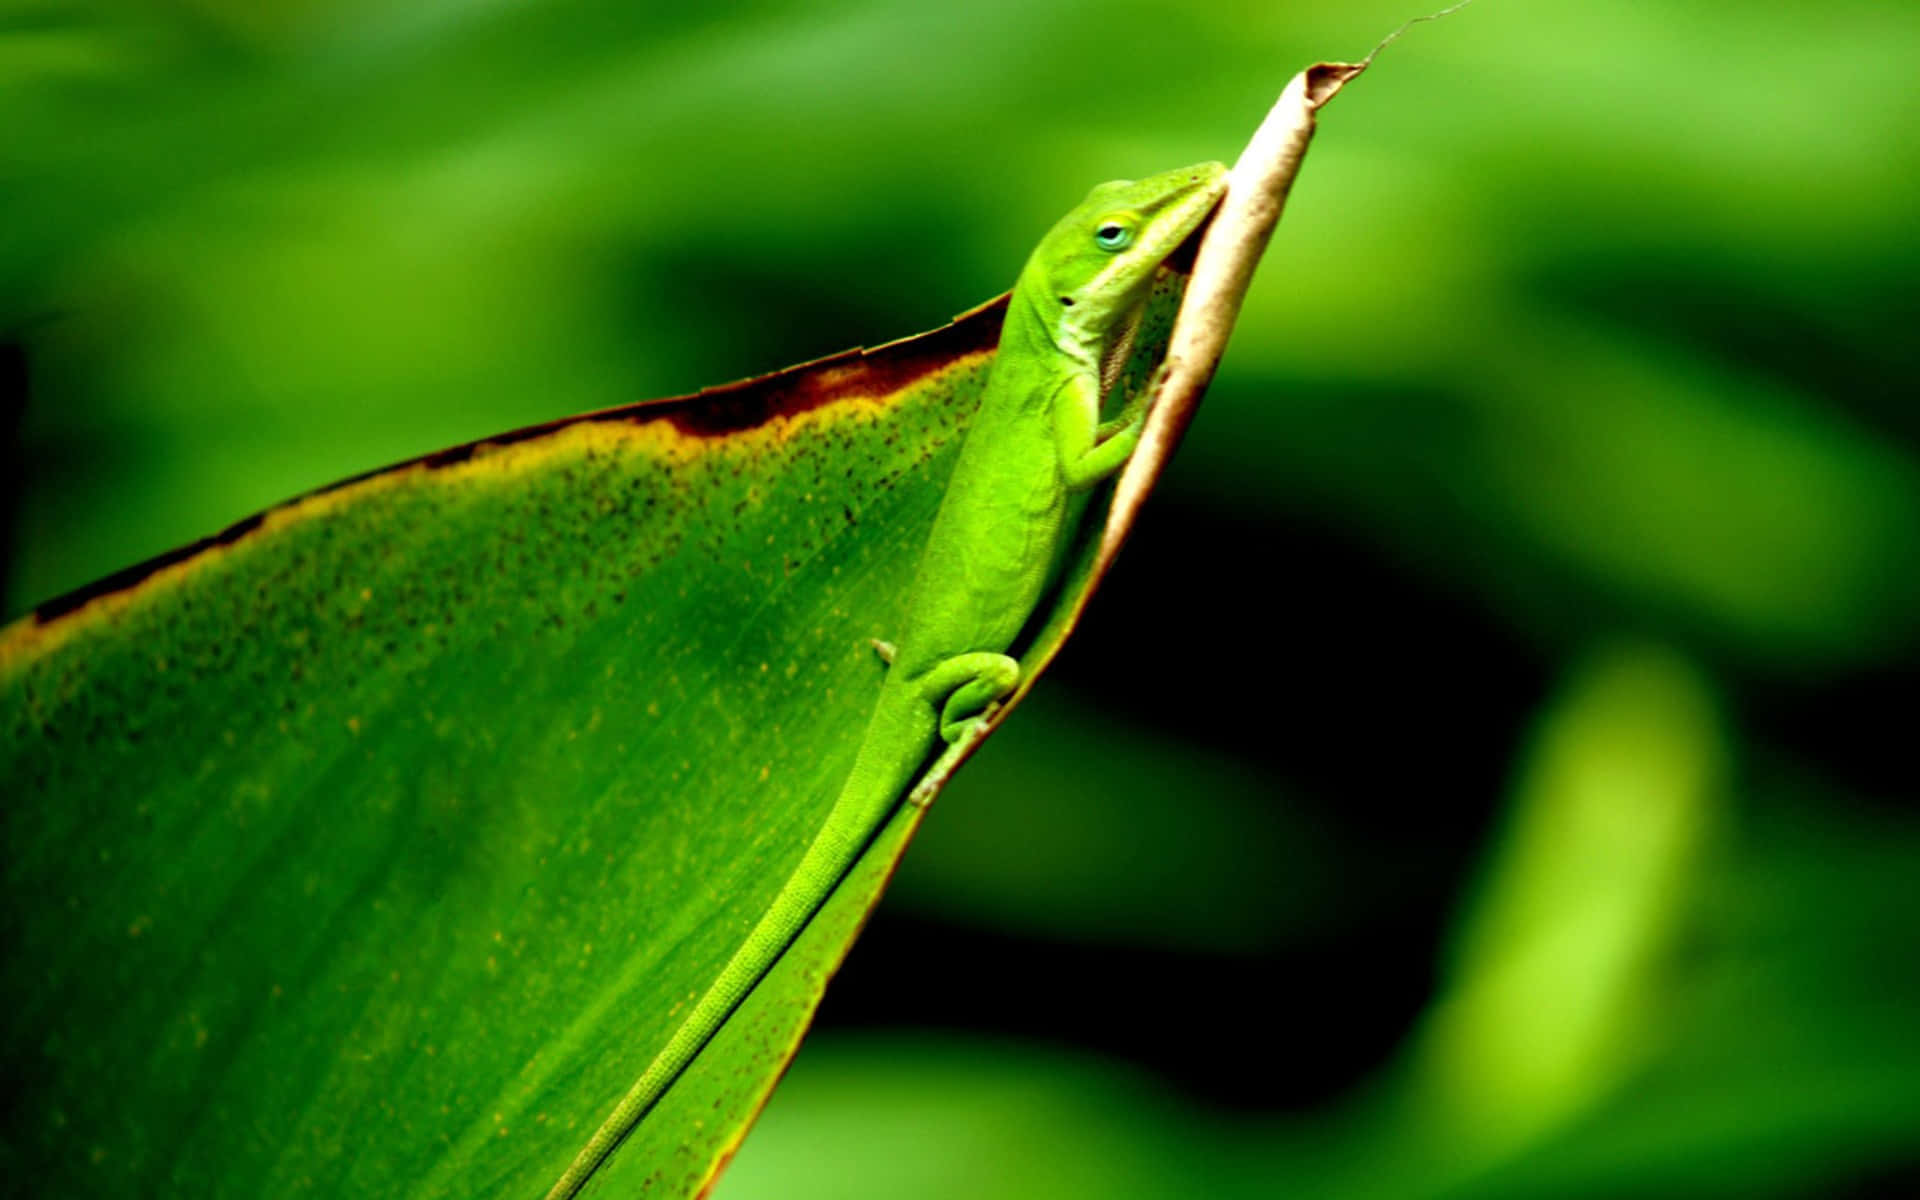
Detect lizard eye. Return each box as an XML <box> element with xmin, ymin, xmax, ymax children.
<box><xmin>1094</xmin><ymin>220</ymin><xmax>1134</xmax><ymax>251</ymax></box>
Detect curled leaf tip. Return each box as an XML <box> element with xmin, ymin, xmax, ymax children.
<box><xmin>1305</xmin><ymin>62</ymin><xmax>1368</xmax><ymax>108</ymax></box>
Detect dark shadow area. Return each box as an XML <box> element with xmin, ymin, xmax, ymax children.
<box><xmin>1060</xmin><ymin>497</ymin><xmax>1542</xmax><ymax>866</ymax></box>
<box><xmin>817</xmin><ymin>909</ymin><xmax>1439</xmax><ymax>1114</ymax></box>
<box><xmin>0</xmin><ymin>342</ymin><xmax>25</xmax><ymax>612</ymax></box>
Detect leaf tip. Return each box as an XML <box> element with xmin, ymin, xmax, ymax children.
<box><xmin>1304</xmin><ymin>62</ymin><xmax>1368</xmax><ymax>108</ymax></box>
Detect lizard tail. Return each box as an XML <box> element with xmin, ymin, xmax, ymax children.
<box><xmin>542</xmin><ymin>684</ymin><xmax>933</xmax><ymax>1199</ymax></box>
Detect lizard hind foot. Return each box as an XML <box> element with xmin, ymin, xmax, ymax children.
<box><xmin>926</xmin><ymin>651</ymin><xmax>1020</xmax><ymax>744</ymax></box>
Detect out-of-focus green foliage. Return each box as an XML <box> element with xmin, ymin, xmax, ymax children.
<box><xmin>1403</xmin><ymin>645</ymin><xmax>1729</xmax><ymax>1167</ymax></box>
<box><xmin>5</xmin><ymin>0</ymin><xmax>1916</xmax><ymax>1196</ymax></box>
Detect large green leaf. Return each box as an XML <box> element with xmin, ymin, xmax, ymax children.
<box><xmin>0</xmin><ymin>269</ymin><xmax>1187</xmax><ymax>1195</ymax></box>
<box><xmin>1</xmin><ymin>297</ymin><xmax>975</xmax><ymax>1192</ymax></box>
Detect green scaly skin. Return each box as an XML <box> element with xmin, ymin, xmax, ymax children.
<box><xmin>546</xmin><ymin>161</ymin><xmax>1227</xmax><ymax>1198</ymax></box>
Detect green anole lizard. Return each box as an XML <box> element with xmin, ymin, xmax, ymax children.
<box><xmin>547</xmin><ymin>161</ymin><xmax>1228</xmax><ymax>1198</ymax></box>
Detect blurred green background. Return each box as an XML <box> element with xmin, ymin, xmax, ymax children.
<box><xmin>5</xmin><ymin>1</ymin><xmax>1916</xmax><ymax>1196</ymax></box>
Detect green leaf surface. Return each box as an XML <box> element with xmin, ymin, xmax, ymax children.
<box><xmin>1</xmin><ymin>250</ymin><xmax>1192</xmax><ymax>1194</ymax></box>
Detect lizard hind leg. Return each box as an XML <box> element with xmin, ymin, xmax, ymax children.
<box><xmin>918</xmin><ymin>651</ymin><xmax>1021</xmax><ymax>744</ymax></box>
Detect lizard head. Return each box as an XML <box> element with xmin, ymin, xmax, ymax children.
<box><xmin>1024</xmin><ymin>161</ymin><xmax>1229</xmax><ymax>336</ymax></box>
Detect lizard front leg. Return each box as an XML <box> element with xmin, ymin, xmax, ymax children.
<box><xmin>1054</xmin><ymin>370</ymin><xmax>1143</xmax><ymax>491</ymax></box>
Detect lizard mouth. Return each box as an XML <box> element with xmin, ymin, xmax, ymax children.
<box><xmin>1162</xmin><ymin>213</ymin><xmax>1214</xmax><ymax>274</ymax></box>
